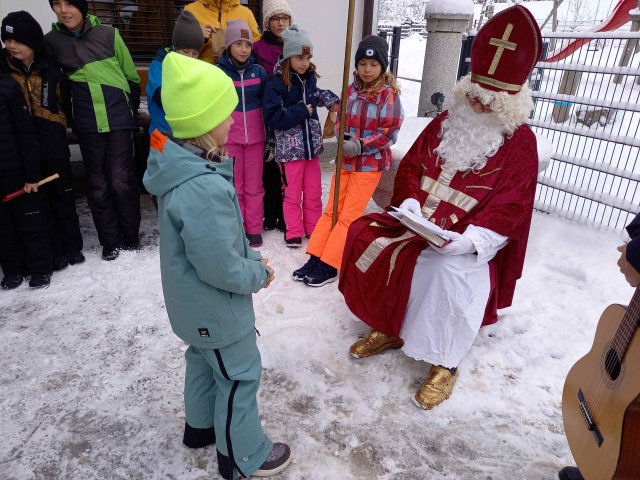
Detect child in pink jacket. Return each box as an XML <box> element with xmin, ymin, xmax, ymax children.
<box><xmin>218</xmin><ymin>20</ymin><xmax>267</xmax><ymax>247</ymax></box>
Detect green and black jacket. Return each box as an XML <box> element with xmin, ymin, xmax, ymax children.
<box><xmin>44</xmin><ymin>15</ymin><xmax>140</xmax><ymax>134</ymax></box>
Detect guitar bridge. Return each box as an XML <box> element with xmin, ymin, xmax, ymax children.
<box><xmin>577</xmin><ymin>388</ymin><xmax>604</xmax><ymax>447</ymax></box>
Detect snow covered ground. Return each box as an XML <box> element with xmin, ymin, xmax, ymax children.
<box><xmin>395</xmin><ymin>35</ymin><xmax>426</xmax><ymax>118</ymax></box>
<box><xmin>0</xmin><ymin>159</ymin><xmax>633</xmax><ymax>479</ymax></box>
<box><xmin>2</xmin><ymin>10</ymin><xmax>638</xmax><ymax>475</ymax></box>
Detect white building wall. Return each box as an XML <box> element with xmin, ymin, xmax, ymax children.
<box><xmin>0</xmin><ymin>1</ymin><xmax>56</xmax><ymax>32</ymax></box>
<box><xmin>288</xmin><ymin>0</ymin><xmax>367</xmax><ymax>121</ymax></box>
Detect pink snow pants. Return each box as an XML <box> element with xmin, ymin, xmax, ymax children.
<box><xmin>279</xmin><ymin>157</ymin><xmax>322</xmax><ymax>240</ymax></box>
<box><xmin>227</xmin><ymin>142</ymin><xmax>265</xmax><ymax>235</ymax></box>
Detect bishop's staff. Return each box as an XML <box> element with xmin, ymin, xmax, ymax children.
<box><xmin>332</xmin><ymin>0</ymin><xmax>357</xmax><ymax>227</ymax></box>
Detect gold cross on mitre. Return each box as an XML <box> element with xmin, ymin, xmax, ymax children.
<box><xmin>488</xmin><ymin>23</ymin><xmax>517</xmax><ymax>75</ymax></box>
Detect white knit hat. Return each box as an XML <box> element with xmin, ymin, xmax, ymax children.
<box><xmin>262</xmin><ymin>0</ymin><xmax>293</xmax><ymax>30</ymax></box>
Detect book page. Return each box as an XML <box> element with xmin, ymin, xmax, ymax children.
<box><xmin>389</xmin><ymin>207</ymin><xmax>452</xmax><ymax>240</ymax></box>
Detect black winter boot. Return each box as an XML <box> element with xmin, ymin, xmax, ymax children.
<box><xmin>246</xmin><ymin>233</ymin><xmax>263</xmax><ymax>248</ymax></box>
<box><xmin>122</xmin><ymin>235</ymin><xmax>140</xmax><ymax>251</ymax></box>
<box><xmin>102</xmin><ymin>245</ymin><xmax>119</xmax><ymax>261</ymax></box>
<box><xmin>285</xmin><ymin>237</ymin><xmax>302</xmax><ymax>248</ymax></box>
<box><xmin>558</xmin><ymin>467</ymin><xmax>584</xmax><ymax>480</ymax></box>
<box><xmin>52</xmin><ymin>255</ymin><xmax>69</xmax><ymax>271</ymax></box>
<box><xmin>304</xmin><ymin>260</ymin><xmax>338</xmax><ymax>287</ymax></box>
<box><xmin>66</xmin><ymin>251</ymin><xmax>85</xmax><ymax>265</ymax></box>
<box><xmin>183</xmin><ymin>422</ymin><xmax>215</xmax><ymax>449</ymax></box>
<box><xmin>263</xmin><ymin>217</ymin><xmax>277</xmax><ymax>230</ymax></box>
<box><xmin>1</xmin><ymin>275</ymin><xmax>23</xmax><ymax>290</ymax></box>
<box><xmin>293</xmin><ymin>255</ymin><xmax>320</xmax><ymax>281</ymax></box>
<box><xmin>29</xmin><ymin>273</ymin><xmax>51</xmax><ymax>289</ymax></box>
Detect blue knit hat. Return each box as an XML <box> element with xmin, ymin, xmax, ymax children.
<box><xmin>281</xmin><ymin>24</ymin><xmax>313</xmax><ymax>60</ymax></box>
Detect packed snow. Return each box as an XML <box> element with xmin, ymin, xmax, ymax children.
<box><xmin>0</xmin><ymin>153</ymin><xmax>633</xmax><ymax>479</ymax></box>
<box><xmin>424</xmin><ymin>0</ymin><xmax>474</xmax><ymax>17</ymax></box>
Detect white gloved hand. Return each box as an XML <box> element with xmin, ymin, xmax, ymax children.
<box><xmin>431</xmin><ymin>231</ymin><xmax>476</xmax><ymax>256</ymax></box>
<box><xmin>399</xmin><ymin>198</ymin><xmax>422</xmax><ymax>216</ymax></box>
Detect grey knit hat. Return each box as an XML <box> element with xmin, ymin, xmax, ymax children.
<box><xmin>355</xmin><ymin>35</ymin><xmax>389</xmax><ymax>71</ymax></box>
<box><xmin>281</xmin><ymin>24</ymin><xmax>313</xmax><ymax>61</ymax></box>
<box><xmin>172</xmin><ymin>11</ymin><xmax>203</xmax><ymax>53</ymax></box>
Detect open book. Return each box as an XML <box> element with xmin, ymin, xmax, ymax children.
<box><xmin>388</xmin><ymin>207</ymin><xmax>451</xmax><ymax>248</ymax></box>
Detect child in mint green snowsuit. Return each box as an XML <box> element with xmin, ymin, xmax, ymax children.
<box><xmin>143</xmin><ymin>52</ymin><xmax>291</xmax><ymax>480</ymax></box>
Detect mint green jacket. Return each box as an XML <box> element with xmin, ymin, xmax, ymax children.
<box><xmin>143</xmin><ymin>133</ymin><xmax>269</xmax><ymax>348</ymax></box>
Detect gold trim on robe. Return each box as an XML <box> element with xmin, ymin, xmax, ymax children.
<box><xmin>356</xmin><ymin>230</ymin><xmax>416</xmax><ymax>273</ymax></box>
<box><xmin>464</xmin><ymin>185</ymin><xmax>494</xmax><ymax>191</ymax></box>
<box><xmin>387</xmin><ymin>240</ymin><xmax>412</xmax><ymax>285</ymax></box>
<box><xmin>420</xmin><ymin>173</ymin><xmax>480</xmax><ymax>217</ymax></box>
<box><xmin>420</xmin><ymin>168</ymin><xmax>456</xmax><ymax>219</ymax></box>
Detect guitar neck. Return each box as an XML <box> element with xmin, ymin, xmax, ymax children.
<box><xmin>612</xmin><ymin>287</ymin><xmax>640</xmax><ymax>359</ymax></box>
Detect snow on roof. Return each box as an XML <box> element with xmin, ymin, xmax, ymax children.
<box><xmin>425</xmin><ymin>0</ymin><xmax>474</xmax><ymax>16</ymax></box>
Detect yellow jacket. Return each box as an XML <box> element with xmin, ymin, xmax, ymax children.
<box><xmin>184</xmin><ymin>0</ymin><xmax>261</xmax><ymax>63</ymax></box>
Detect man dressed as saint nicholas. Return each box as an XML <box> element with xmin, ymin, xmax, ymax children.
<box><xmin>339</xmin><ymin>5</ymin><xmax>543</xmax><ymax>410</ymax></box>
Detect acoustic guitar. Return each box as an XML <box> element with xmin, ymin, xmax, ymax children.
<box><xmin>562</xmin><ymin>288</ymin><xmax>640</xmax><ymax>479</ymax></box>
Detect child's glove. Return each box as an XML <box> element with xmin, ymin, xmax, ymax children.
<box><xmin>430</xmin><ymin>231</ymin><xmax>476</xmax><ymax>256</ymax></box>
<box><xmin>342</xmin><ymin>139</ymin><xmax>362</xmax><ymax>158</ymax></box>
<box><xmin>264</xmin><ymin>138</ymin><xmax>275</xmax><ymax>163</ymax></box>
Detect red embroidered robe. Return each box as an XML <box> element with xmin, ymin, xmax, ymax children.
<box><xmin>338</xmin><ymin>112</ymin><xmax>539</xmax><ymax>337</ymax></box>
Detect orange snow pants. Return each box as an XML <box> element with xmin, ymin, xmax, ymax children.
<box><xmin>306</xmin><ymin>169</ymin><xmax>382</xmax><ymax>269</ymax></box>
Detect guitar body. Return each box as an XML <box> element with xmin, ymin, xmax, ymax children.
<box><xmin>562</xmin><ymin>304</ymin><xmax>640</xmax><ymax>480</ymax></box>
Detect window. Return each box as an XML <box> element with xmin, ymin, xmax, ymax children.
<box><xmin>87</xmin><ymin>1</ymin><xmax>263</xmax><ymax>63</ymax></box>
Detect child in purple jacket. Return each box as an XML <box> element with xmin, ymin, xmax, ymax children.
<box><xmin>253</xmin><ymin>0</ymin><xmax>293</xmax><ymax>233</ymax></box>
<box><xmin>217</xmin><ymin>20</ymin><xmax>267</xmax><ymax>247</ymax></box>
<box><xmin>253</xmin><ymin>0</ymin><xmax>292</xmax><ymax>79</ymax></box>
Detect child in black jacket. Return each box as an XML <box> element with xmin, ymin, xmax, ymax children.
<box><xmin>0</xmin><ymin>70</ymin><xmax>53</xmax><ymax>289</ymax></box>
<box><xmin>1</xmin><ymin>10</ymin><xmax>84</xmax><ymax>270</ymax></box>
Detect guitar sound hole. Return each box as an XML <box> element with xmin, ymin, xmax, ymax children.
<box><xmin>605</xmin><ymin>349</ymin><xmax>622</xmax><ymax>381</ymax></box>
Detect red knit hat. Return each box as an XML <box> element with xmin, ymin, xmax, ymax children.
<box><xmin>471</xmin><ymin>5</ymin><xmax>542</xmax><ymax>94</ymax></box>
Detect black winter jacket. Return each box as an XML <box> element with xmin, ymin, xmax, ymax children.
<box><xmin>1</xmin><ymin>51</ymin><xmax>71</xmax><ymax>160</ymax></box>
<box><xmin>626</xmin><ymin>213</ymin><xmax>640</xmax><ymax>272</ymax></box>
<box><xmin>0</xmin><ymin>73</ymin><xmax>40</xmax><ymax>183</ymax></box>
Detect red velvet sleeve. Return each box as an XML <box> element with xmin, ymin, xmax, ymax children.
<box><xmin>390</xmin><ymin>113</ymin><xmax>446</xmax><ymax>207</ymax></box>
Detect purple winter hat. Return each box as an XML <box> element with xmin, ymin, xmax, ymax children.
<box><xmin>224</xmin><ymin>19</ymin><xmax>253</xmax><ymax>49</ymax></box>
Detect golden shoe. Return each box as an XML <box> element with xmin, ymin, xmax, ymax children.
<box><xmin>414</xmin><ymin>365</ymin><xmax>458</xmax><ymax>410</ymax></box>
<box><xmin>348</xmin><ymin>329</ymin><xmax>404</xmax><ymax>359</ymax></box>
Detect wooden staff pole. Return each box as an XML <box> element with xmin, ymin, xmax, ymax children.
<box><xmin>332</xmin><ymin>0</ymin><xmax>357</xmax><ymax>227</ymax></box>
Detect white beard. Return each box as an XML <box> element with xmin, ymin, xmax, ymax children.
<box><xmin>434</xmin><ymin>100</ymin><xmax>510</xmax><ymax>172</ymax></box>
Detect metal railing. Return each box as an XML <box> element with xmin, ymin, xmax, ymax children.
<box><xmin>529</xmin><ymin>32</ymin><xmax>640</xmax><ymax>230</ymax></box>
<box><xmin>379</xmin><ymin>27</ymin><xmax>402</xmax><ymax>77</ymax></box>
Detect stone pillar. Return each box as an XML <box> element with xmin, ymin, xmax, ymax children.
<box><xmin>418</xmin><ymin>0</ymin><xmax>473</xmax><ymax>117</ymax></box>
